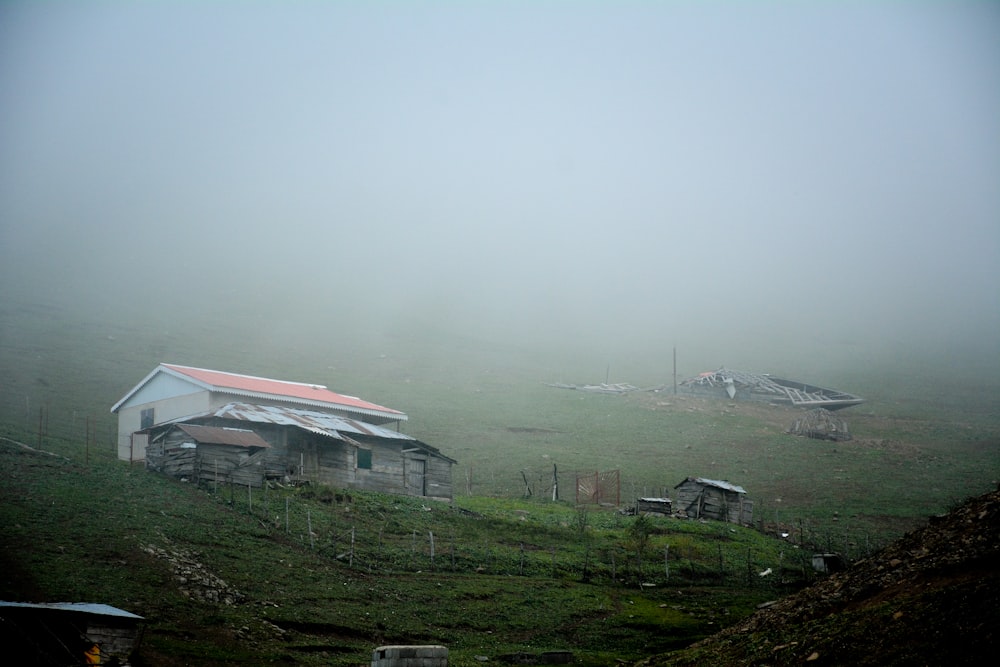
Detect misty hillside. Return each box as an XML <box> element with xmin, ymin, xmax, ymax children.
<box><xmin>0</xmin><ymin>3</ymin><xmax>998</xmax><ymax>665</ymax></box>
<box><xmin>640</xmin><ymin>487</ymin><xmax>1000</xmax><ymax>666</ymax></box>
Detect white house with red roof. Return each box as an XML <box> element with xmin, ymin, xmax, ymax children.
<box><xmin>111</xmin><ymin>363</ymin><xmax>407</xmax><ymax>462</ymax></box>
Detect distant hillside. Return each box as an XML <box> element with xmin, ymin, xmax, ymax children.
<box><xmin>640</xmin><ymin>487</ymin><xmax>1000</xmax><ymax>666</ymax></box>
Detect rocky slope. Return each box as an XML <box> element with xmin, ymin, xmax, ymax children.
<box><xmin>639</xmin><ymin>486</ymin><xmax>1000</xmax><ymax>666</ymax></box>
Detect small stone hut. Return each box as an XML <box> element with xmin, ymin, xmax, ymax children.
<box><xmin>674</xmin><ymin>477</ymin><xmax>753</xmax><ymax>525</ymax></box>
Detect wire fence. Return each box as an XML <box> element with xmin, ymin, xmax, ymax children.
<box><xmin>3</xmin><ymin>405</ymin><xmax>885</xmax><ymax>582</ymax></box>
<box><xmin>196</xmin><ymin>477</ymin><xmax>849</xmax><ymax>591</ymax></box>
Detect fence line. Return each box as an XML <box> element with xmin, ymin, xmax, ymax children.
<box><xmin>1</xmin><ymin>405</ymin><xmax>883</xmax><ymax>573</ymax></box>
<box><xmin>196</xmin><ymin>480</ymin><xmax>840</xmax><ymax>589</ymax></box>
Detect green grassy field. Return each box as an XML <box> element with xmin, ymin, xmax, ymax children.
<box><xmin>1</xmin><ymin>437</ymin><xmax>808</xmax><ymax>665</ymax></box>
<box><xmin>1</xmin><ymin>290</ymin><xmax>998</xmax><ymax>664</ymax></box>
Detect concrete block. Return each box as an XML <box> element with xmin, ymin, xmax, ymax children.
<box><xmin>372</xmin><ymin>645</ymin><xmax>448</xmax><ymax>667</ymax></box>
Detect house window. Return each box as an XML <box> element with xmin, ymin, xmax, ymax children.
<box><xmin>357</xmin><ymin>448</ymin><xmax>372</xmax><ymax>470</ymax></box>
<box><xmin>140</xmin><ymin>408</ymin><xmax>154</xmax><ymax>430</ymax></box>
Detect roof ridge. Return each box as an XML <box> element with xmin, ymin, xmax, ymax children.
<box><xmin>163</xmin><ymin>363</ymin><xmax>329</xmax><ymax>390</ymax></box>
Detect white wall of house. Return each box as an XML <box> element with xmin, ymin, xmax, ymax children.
<box><xmin>126</xmin><ymin>372</ymin><xmax>202</xmax><ymax>406</ymax></box>
<box><xmin>116</xmin><ymin>390</ymin><xmax>211</xmax><ymax>461</ymax></box>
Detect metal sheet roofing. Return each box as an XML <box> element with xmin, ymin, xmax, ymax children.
<box><xmin>207</xmin><ymin>402</ymin><xmax>414</xmax><ymax>441</ymax></box>
<box><xmin>145</xmin><ymin>402</ymin><xmax>456</xmax><ymax>463</ymax></box>
<box><xmin>163</xmin><ymin>364</ymin><xmax>404</xmax><ymax>415</ymax></box>
<box><xmin>0</xmin><ymin>601</ymin><xmax>143</xmax><ymax>619</ymax></box>
<box><xmin>203</xmin><ymin>403</ymin><xmax>455</xmax><ymax>462</ymax></box>
<box><xmin>111</xmin><ymin>364</ymin><xmax>406</xmax><ymax>422</ymax></box>
<box><xmin>676</xmin><ymin>477</ymin><xmax>747</xmax><ymax>494</ymax></box>
<box><xmin>175</xmin><ymin>423</ymin><xmax>271</xmax><ymax>448</ymax></box>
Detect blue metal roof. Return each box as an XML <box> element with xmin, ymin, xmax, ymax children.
<box><xmin>0</xmin><ymin>601</ymin><xmax>143</xmax><ymax>619</ymax></box>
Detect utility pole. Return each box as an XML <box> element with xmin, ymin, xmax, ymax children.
<box><xmin>673</xmin><ymin>346</ymin><xmax>677</xmax><ymax>395</ymax></box>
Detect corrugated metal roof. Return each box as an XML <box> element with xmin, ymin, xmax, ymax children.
<box><xmin>676</xmin><ymin>477</ymin><xmax>747</xmax><ymax>494</ymax></box>
<box><xmin>208</xmin><ymin>402</ymin><xmax>414</xmax><ymax>441</ymax></box>
<box><xmin>175</xmin><ymin>423</ymin><xmax>271</xmax><ymax>448</ymax></box>
<box><xmin>0</xmin><ymin>601</ymin><xmax>143</xmax><ymax>619</ymax></box>
<box><xmin>146</xmin><ymin>402</ymin><xmax>456</xmax><ymax>464</ymax></box>
<box><xmin>111</xmin><ymin>364</ymin><xmax>407</xmax><ymax>422</ymax></box>
<box><xmin>163</xmin><ymin>364</ymin><xmax>405</xmax><ymax>416</ymax></box>
<box><xmin>207</xmin><ymin>403</ymin><xmax>456</xmax><ymax>463</ymax></box>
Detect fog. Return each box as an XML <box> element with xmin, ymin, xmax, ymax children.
<box><xmin>2</xmin><ymin>2</ymin><xmax>999</xmax><ymax>388</ymax></box>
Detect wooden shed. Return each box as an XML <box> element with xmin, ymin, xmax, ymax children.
<box><xmin>0</xmin><ymin>601</ymin><xmax>143</xmax><ymax>665</ymax></box>
<box><xmin>145</xmin><ymin>423</ymin><xmax>271</xmax><ymax>488</ymax></box>
<box><xmin>674</xmin><ymin>477</ymin><xmax>753</xmax><ymax>525</ymax></box>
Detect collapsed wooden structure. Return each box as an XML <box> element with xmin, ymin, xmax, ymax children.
<box><xmin>545</xmin><ymin>382</ymin><xmax>641</xmax><ymax>395</ymax></box>
<box><xmin>680</xmin><ymin>368</ymin><xmax>864</xmax><ymax>410</ymax></box>
<box><xmin>788</xmin><ymin>408</ymin><xmax>853</xmax><ymax>442</ymax></box>
<box><xmin>674</xmin><ymin>477</ymin><xmax>753</xmax><ymax>525</ymax></box>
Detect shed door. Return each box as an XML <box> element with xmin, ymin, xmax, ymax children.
<box><xmin>130</xmin><ymin>433</ymin><xmax>149</xmax><ymax>462</ymax></box>
<box><xmin>406</xmin><ymin>458</ymin><xmax>426</xmax><ymax>496</ymax></box>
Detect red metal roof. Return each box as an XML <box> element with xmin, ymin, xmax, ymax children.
<box><xmin>161</xmin><ymin>364</ymin><xmax>404</xmax><ymax>417</ymax></box>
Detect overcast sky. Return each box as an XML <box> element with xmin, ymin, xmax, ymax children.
<box><xmin>2</xmin><ymin>1</ymin><xmax>998</xmax><ymax>376</ymax></box>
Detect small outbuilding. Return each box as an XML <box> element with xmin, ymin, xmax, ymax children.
<box><xmin>674</xmin><ymin>477</ymin><xmax>753</xmax><ymax>525</ymax></box>
<box><xmin>811</xmin><ymin>552</ymin><xmax>846</xmax><ymax>574</ymax></box>
<box><xmin>0</xmin><ymin>601</ymin><xmax>143</xmax><ymax>665</ymax></box>
<box><xmin>145</xmin><ymin>423</ymin><xmax>272</xmax><ymax>488</ymax></box>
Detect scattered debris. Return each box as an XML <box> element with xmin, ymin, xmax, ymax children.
<box><xmin>680</xmin><ymin>368</ymin><xmax>864</xmax><ymax>410</ymax></box>
<box><xmin>545</xmin><ymin>382</ymin><xmax>642</xmax><ymax>394</ymax></box>
<box><xmin>788</xmin><ymin>408</ymin><xmax>853</xmax><ymax>441</ymax></box>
